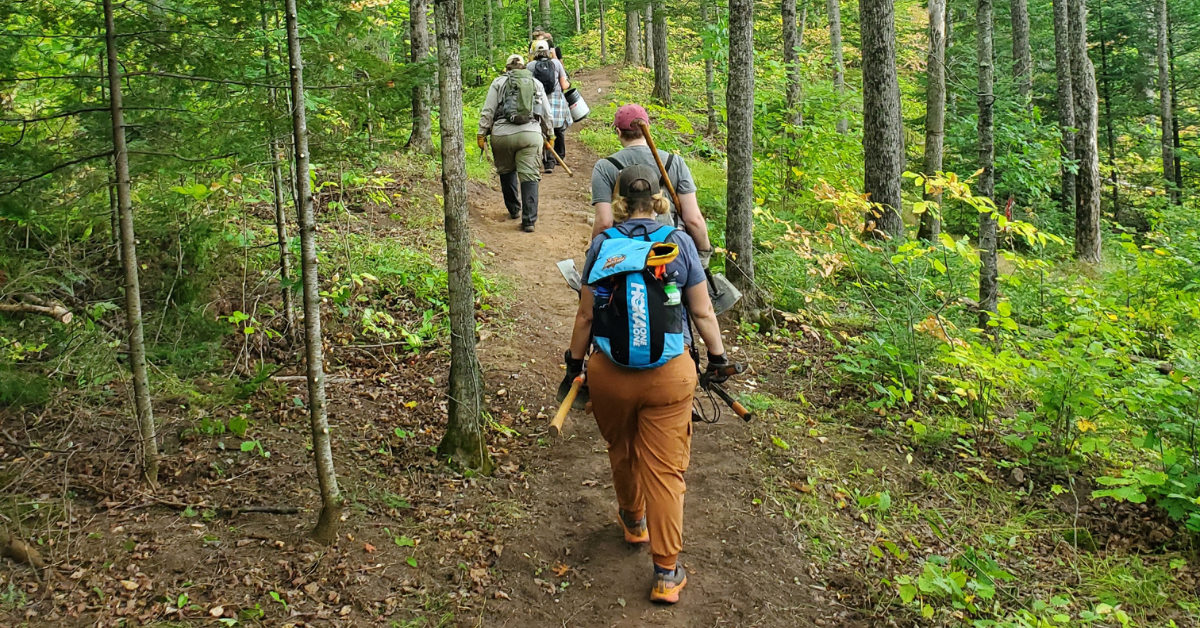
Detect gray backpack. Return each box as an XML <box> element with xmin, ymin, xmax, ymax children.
<box><xmin>500</xmin><ymin>70</ymin><xmax>536</xmax><ymax>125</ymax></box>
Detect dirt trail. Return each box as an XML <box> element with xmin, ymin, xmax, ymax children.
<box><xmin>471</xmin><ymin>66</ymin><xmax>826</xmax><ymax>627</ymax></box>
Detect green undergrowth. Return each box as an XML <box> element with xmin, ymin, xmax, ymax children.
<box><xmin>739</xmin><ymin>383</ymin><xmax>1198</xmax><ymax>627</ymax></box>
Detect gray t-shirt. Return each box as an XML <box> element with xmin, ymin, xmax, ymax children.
<box><xmin>590</xmin><ymin>145</ymin><xmax>697</xmax><ymax>227</ymax></box>
<box><xmin>581</xmin><ymin>219</ymin><xmax>706</xmax><ymax>344</ymax></box>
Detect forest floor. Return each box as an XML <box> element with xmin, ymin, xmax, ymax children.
<box><xmin>2</xmin><ymin>65</ymin><xmax>1196</xmax><ymax>628</ymax></box>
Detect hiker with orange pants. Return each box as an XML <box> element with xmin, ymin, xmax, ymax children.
<box><xmin>556</xmin><ymin>165</ymin><xmax>741</xmax><ymax>603</ymax></box>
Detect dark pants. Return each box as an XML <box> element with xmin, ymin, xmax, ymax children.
<box><xmin>544</xmin><ymin>126</ymin><xmax>566</xmax><ymax>170</ymax></box>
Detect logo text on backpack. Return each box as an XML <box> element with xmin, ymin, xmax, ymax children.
<box><xmin>630</xmin><ymin>282</ymin><xmax>648</xmax><ymax>347</ymax></box>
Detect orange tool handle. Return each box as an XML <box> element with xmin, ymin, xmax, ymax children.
<box><xmin>550</xmin><ymin>375</ymin><xmax>583</xmax><ymax>437</ymax></box>
<box><xmin>544</xmin><ymin>141</ymin><xmax>574</xmax><ymax>177</ymax></box>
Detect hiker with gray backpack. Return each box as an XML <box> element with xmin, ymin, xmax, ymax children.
<box><xmin>478</xmin><ymin>54</ymin><xmax>554</xmax><ymax>232</ymax></box>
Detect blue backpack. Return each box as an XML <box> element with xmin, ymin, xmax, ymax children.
<box><xmin>587</xmin><ymin>226</ymin><xmax>686</xmax><ymax>369</ymax></box>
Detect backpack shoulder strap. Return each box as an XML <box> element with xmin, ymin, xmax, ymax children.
<box><xmin>604</xmin><ymin>156</ymin><xmax>624</xmax><ymax>172</ymax></box>
<box><xmin>647</xmin><ymin>226</ymin><xmax>674</xmax><ymax>243</ymax></box>
<box><xmin>663</xmin><ymin>153</ymin><xmax>676</xmax><ymax>181</ymax></box>
<box><xmin>602</xmin><ymin>227</ymin><xmax>625</xmax><ymax>240</ymax></box>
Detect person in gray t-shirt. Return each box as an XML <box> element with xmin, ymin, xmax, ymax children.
<box><xmin>590</xmin><ymin>104</ymin><xmax>713</xmax><ymax>267</ymax></box>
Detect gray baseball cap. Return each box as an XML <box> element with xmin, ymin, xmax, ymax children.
<box><xmin>616</xmin><ymin>164</ymin><xmax>661</xmax><ymax>200</ymax></box>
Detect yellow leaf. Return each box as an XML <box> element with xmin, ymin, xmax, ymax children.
<box><xmin>1077</xmin><ymin>419</ymin><xmax>1098</xmax><ymax>433</ymax></box>
<box><xmin>405</xmin><ymin>401</ymin><xmax>418</xmax><ymax>408</ymax></box>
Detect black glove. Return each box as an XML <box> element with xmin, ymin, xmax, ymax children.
<box><xmin>704</xmin><ymin>352</ymin><xmax>734</xmax><ymax>385</ymax></box>
<box><xmin>556</xmin><ymin>351</ymin><xmax>589</xmax><ymax>410</ymax></box>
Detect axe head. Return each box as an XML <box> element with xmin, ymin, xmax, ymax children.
<box><xmin>557</xmin><ymin>259</ymin><xmax>582</xmax><ymax>293</ymax></box>
<box><xmin>708</xmin><ymin>272</ymin><xmax>742</xmax><ymax>316</ymax></box>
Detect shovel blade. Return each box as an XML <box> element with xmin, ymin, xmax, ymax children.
<box><xmin>708</xmin><ymin>272</ymin><xmax>742</xmax><ymax>316</ymax></box>
<box><xmin>557</xmin><ymin>259</ymin><xmax>582</xmax><ymax>293</ymax></box>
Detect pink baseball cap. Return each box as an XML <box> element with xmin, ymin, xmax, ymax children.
<box><xmin>613</xmin><ymin>104</ymin><xmax>649</xmax><ymax>131</ymax></box>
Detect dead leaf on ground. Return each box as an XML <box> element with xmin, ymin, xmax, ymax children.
<box><xmin>552</xmin><ymin>563</ymin><xmax>570</xmax><ymax>577</ymax></box>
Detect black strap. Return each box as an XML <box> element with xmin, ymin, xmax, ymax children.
<box><xmin>604</xmin><ymin>156</ymin><xmax>624</xmax><ymax>171</ymax></box>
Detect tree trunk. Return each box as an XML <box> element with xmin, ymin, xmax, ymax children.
<box><xmin>528</xmin><ymin>0</ymin><xmax>533</xmax><ymax>39</ymax></box>
<box><xmin>1070</xmin><ymin>0</ymin><xmax>1101</xmax><ymax>262</ymax></box>
<box><xmin>977</xmin><ymin>0</ymin><xmax>998</xmax><ymax>326</ymax></box>
<box><xmin>435</xmin><ymin>0</ymin><xmax>494</xmax><ymax>474</ymax></box>
<box><xmin>782</xmin><ymin>0</ymin><xmax>800</xmax><ymax>128</ymax></box>
<box><xmin>644</xmin><ymin>4</ymin><xmax>654</xmax><ymax>68</ymax></box>
<box><xmin>540</xmin><ymin>0</ymin><xmax>551</xmax><ymax>28</ymax></box>
<box><xmin>487</xmin><ymin>0</ymin><xmax>495</xmax><ymax>67</ymax></box>
<box><xmin>1098</xmin><ymin>2</ymin><xmax>1119</xmax><ymax>214</ymax></box>
<box><xmin>575</xmin><ymin>0</ymin><xmax>581</xmax><ymax>32</ymax></box>
<box><xmin>946</xmin><ymin>5</ymin><xmax>956</xmax><ymax>116</ymax></box>
<box><xmin>651</xmin><ymin>0</ymin><xmax>670</xmax><ymax>102</ymax></box>
<box><xmin>263</xmin><ymin>8</ymin><xmax>296</xmax><ymax>341</ymax></box>
<box><xmin>283</xmin><ymin>0</ymin><xmax>343</xmax><ymax>543</ymax></box>
<box><xmin>1155</xmin><ymin>0</ymin><xmax>1176</xmax><ymax>203</ymax></box>
<box><xmin>702</xmin><ymin>0</ymin><xmax>718</xmax><ymax>136</ymax></box>
<box><xmin>600</xmin><ymin>0</ymin><xmax>607</xmax><ymax>63</ymax></box>
<box><xmin>625</xmin><ymin>3</ymin><xmax>641</xmax><ymax>65</ymax></box>
<box><xmin>1011</xmin><ymin>0</ymin><xmax>1031</xmax><ymax>102</ymax></box>
<box><xmin>859</xmin><ymin>0</ymin><xmax>904</xmax><ymax>239</ymax></box>
<box><xmin>407</xmin><ymin>0</ymin><xmax>435</xmax><ymax>154</ymax></box>
<box><xmin>828</xmin><ymin>0</ymin><xmax>847</xmax><ymax>134</ymax></box>
<box><xmin>104</xmin><ymin>0</ymin><xmax>159</xmax><ymax>486</ymax></box>
<box><xmin>918</xmin><ymin>0</ymin><xmax>947</xmax><ymax>241</ymax></box>
<box><xmin>726</xmin><ymin>0</ymin><xmax>757</xmax><ymax>317</ymax></box>
<box><xmin>1169</xmin><ymin>18</ymin><xmax>1182</xmax><ymax>193</ymax></box>
<box><xmin>1051</xmin><ymin>0</ymin><xmax>1074</xmax><ymax>218</ymax></box>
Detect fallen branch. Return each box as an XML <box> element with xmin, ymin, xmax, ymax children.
<box><xmin>217</xmin><ymin>506</ymin><xmax>300</xmax><ymax>517</ymax></box>
<box><xmin>0</xmin><ymin>294</ymin><xmax>73</xmax><ymax>324</ymax></box>
<box><xmin>0</xmin><ymin>531</ymin><xmax>48</xmax><ymax>571</ymax></box>
<box><xmin>272</xmin><ymin>375</ymin><xmax>361</xmax><ymax>383</ymax></box>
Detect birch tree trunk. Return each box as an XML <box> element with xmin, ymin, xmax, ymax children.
<box><xmin>977</xmin><ymin>0</ymin><xmax>998</xmax><ymax>326</ymax></box>
<box><xmin>1051</xmin><ymin>0</ymin><xmax>1075</xmax><ymax>218</ymax></box>
<box><xmin>918</xmin><ymin>0</ymin><xmax>947</xmax><ymax>242</ymax></box>
<box><xmin>860</xmin><ymin>0</ymin><xmax>904</xmax><ymax>239</ymax></box>
<box><xmin>407</xmin><ymin>0</ymin><xmax>435</xmax><ymax>154</ymax></box>
<box><xmin>702</xmin><ymin>0</ymin><xmax>718</xmax><ymax>136</ymax></box>
<box><xmin>651</xmin><ymin>0</ymin><xmax>670</xmax><ymax>103</ymax></box>
<box><xmin>828</xmin><ymin>0</ymin><xmax>847</xmax><ymax>134</ymax></box>
<box><xmin>625</xmin><ymin>3</ymin><xmax>641</xmax><ymax>65</ymax></box>
<box><xmin>104</xmin><ymin>0</ymin><xmax>158</xmax><ymax>486</ymax></box>
<box><xmin>1011</xmin><ymin>0</ymin><xmax>1031</xmax><ymax>102</ymax></box>
<box><xmin>540</xmin><ymin>0</ymin><xmax>551</xmax><ymax>28</ymax></box>
<box><xmin>574</xmin><ymin>0</ymin><xmax>581</xmax><ymax>32</ymax></box>
<box><xmin>726</xmin><ymin>0</ymin><xmax>757</xmax><ymax>318</ymax></box>
<box><xmin>1069</xmin><ymin>0</ymin><xmax>1101</xmax><ymax>262</ymax></box>
<box><xmin>435</xmin><ymin>0</ymin><xmax>494</xmax><ymax>473</ymax></box>
<box><xmin>1155</xmin><ymin>0</ymin><xmax>1176</xmax><ymax>203</ymax></box>
<box><xmin>283</xmin><ymin>0</ymin><xmax>343</xmax><ymax>543</ymax></box>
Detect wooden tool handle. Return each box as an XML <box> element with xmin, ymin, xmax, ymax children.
<box><xmin>544</xmin><ymin>141</ymin><xmax>574</xmax><ymax>177</ymax></box>
<box><xmin>634</xmin><ymin>119</ymin><xmax>681</xmax><ymax>211</ymax></box>
<box><xmin>550</xmin><ymin>376</ymin><xmax>583</xmax><ymax>437</ymax></box>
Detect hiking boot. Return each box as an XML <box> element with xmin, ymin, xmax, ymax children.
<box><xmin>619</xmin><ymin>510</ymin><xmax>649</xmax><ymax>544</ymax></box>
<box><xmin>650</xmin><ymin>565</ymin><xmax>687</xmax><ymax>604</ymax></box>
<box><xmin>499</xmin><ymin>172</ymin><xmax>521</xmax><ymax>219</ymax></box>
<box><xmin>522</xmin><ymin>223</ymin><xmax>536</xmax><ymax>233</ymax></box>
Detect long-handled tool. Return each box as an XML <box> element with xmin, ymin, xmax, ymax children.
<box><xmin>550</xmin><ymin>374</ymin><xmax>584</xmax><ymax>436</ymax></box>
<box><xmin>700</xmin><ymin>363</ymin><xmax>754</xmax><ymax>422</ymax></box>
<box><xmin>544</xmin><ymin>140</ymin><xmax>573</xmax><ymax>177</ymax></box>
<box><xmin>633</xmin><ymin>119</ymin><xmax>742</xmax><ymax>316</ymax></box>
<box><xmin>634</xmin><ymin>118</ymin><xmax>681</xmax><ymax>210</ymax></box>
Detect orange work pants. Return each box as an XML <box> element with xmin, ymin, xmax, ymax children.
<box><xmin>587</xmin><ymin>352</ymin><xmax>696</xmax><ymax>568</ymax></box>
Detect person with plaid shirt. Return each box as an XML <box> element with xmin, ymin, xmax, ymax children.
<box><xmin>528</xmin><ymin>40</ymin><xmax>570</xmax><ymax>173</ymax></box>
